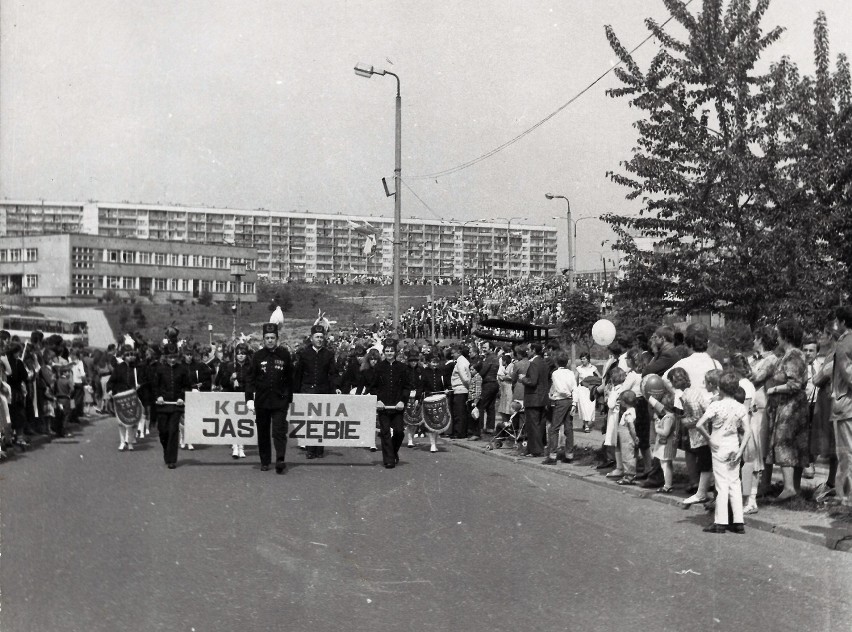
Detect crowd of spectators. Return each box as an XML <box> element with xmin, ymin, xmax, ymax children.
<box><xmin>5</xmin><ymin>280</ymin><xmax>848</xmax><ymax>535</ymax></box>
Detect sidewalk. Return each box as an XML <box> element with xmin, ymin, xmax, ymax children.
<box><xmin>444</xmin><ymin>425</ymin><xmax>852</xmax><ymax>552</ymax></box>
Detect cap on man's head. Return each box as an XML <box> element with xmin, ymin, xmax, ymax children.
<box><xmin>262</xmin><ymin>323</ymin><xmax>279</xmax><ymax>336</ymax></box>
<box><xmin>310</xmin><ymin>324</ymin><xmax>325</xmax><ymax>335</ymax></box>
<box><xmin>407</xmin><ymin>350</ymin><xmax>420</xmax><ymax>362</ymax></box>
<box><xmin>383</xmin><ymin>337</ymin><xmax>398</xmax><ymax>350</ymax></box>
<box><xmin>163</xmin><ymin>343</ymin><xmax>179</xmax><ymax>356</ymax></box>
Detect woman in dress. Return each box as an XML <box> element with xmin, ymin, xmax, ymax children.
<box><xmin>750</xmin><ymin>326</ymin><xmax>779</xmax><ymax>496</ymax></box>
<box><xmin>496</xmin><ymin>352</ymin><xmax>514</xmax><ymax>425</ymax></box>
<box><xmin>573</xmin><ymin>352</ymin><xmax>600</xmax><ymax>433</ymax></box>
<box><xmin>764</xmin><ymin>318</ymin><xmax>809</xmax><ymax>502</ymax></box>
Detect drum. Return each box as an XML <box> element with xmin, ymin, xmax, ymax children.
<box><xmin>113</xmin><ymin>389</ymin><xmax>143</xmax><ymax>428</ymax></box>
<box><xmin>422</xmin><ymin>394</ymin><xmax>450</xmax><ymax>434</ymax></box>
<box><xmin>403</xmin><ymin>398</ymin><xmax>422</xmax><ymax>427</ymax></box>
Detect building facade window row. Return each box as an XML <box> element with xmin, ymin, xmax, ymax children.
<box><xmin>101</xmin><ymin>249</ymin><xmax>254</xmax><ymax>270</ymax></box>
<box><xmin>0</xmin><ymin>248</ymin><xmax>38</xmax><ymax>262</ymax></box>
<box><xmin>101</xmin><ymin>276</ymin><xmax>254</xmax><ymax>295</ymax></box>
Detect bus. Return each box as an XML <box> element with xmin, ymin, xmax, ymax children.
<box><xmin>0</xmin><ymin>314</ymin><xmax>89</xmax><ymax>345</ymax></box>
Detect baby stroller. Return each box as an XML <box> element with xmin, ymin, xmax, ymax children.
<box><xmin>485</xmin><ymin>400</ymin><xmax>527</xmax><ymax>451</ymax></box>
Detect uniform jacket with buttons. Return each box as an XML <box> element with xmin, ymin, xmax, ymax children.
<box><xmin>245</xmin><ymin>346</ymin><xmax>294</xmax><ymax>410</ymax></box>
<box><xmin>371</xmin><ymin>359</ymin><xmax>413</xmax><ymax>407</ymax></box>
<box><xmin>293</xmin><ymin>344</ymin><xmax>337</xmax><ymax>394</ymax></box>
<box><xmin>153</xmin><ymin>362</ymin><xmax>192</xmax><ymax>412</ymax></box>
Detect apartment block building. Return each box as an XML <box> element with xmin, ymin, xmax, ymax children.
<box><xmin>0</xmin><ymin>200</ymin><xmax>557</xmax><ymax>282</ymax></box>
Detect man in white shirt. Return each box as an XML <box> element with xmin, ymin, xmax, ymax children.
<box><xmin>450</xmin><ymin>345</ymin><xmax>471</xmax><ymax>439</ymax></box>
<box><xmin>543</xmin><ymin>351</ymin><xmax>578</xmax><ymax>465</ymax></box>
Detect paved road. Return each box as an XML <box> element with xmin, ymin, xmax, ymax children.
<box><xmin>2</xmin><ymin>415</ymin><xmax>851</xmax><ymax>631</ymax></box>
<box><xmin>35</xmin><ymin>306</ymin><xmax>115</xmax><ymax>347</ymax></box>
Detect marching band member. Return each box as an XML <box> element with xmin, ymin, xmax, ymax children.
<box><xmin>179</xmin><ymin>344</ymin><xmax>212</xmax><ymax>450</ymax></box>
<box><xmin>293</xmin><ymin>324</ymin><xmax>339</xmax><ymax>460</ymax></box>
<box><xmin>371</xmin><ymin>338</ymin><xmax>413</xmax><ymax>468</ymax></box>
<box><xmin>245</xmin><ymin>323</ymin><xmax>293</xmax><ymax>474</ymax></box>
<box><xmin>216</xmin><ymin>342</ymin><xmax>252</xmax><ymax>459</ymax></box>
<box><xmin>154</xmin><ymin>344</ymin><xmax>191</xmax><ymax>469</ymax></box>
<box><xmin>404</xmin><ymin>350</ymin><xmax>423</xmax><ymax>448</ymax></box>
<box><xmin>420</xmin><ymin>353</ymin><xmax>449</xmax><ymax>453</ymax></box>
<box><xmin>106</xmin><ymin>345</ymin><xmax>144</xmax><ymax>451</ymax></box>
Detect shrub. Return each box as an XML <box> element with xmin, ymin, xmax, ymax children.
<box><xmin>197</xmin><ymin>290</ymin><xmax>213</xmax><ymax>307</ymax></box>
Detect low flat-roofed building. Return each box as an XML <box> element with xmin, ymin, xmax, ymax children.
<box><xmin>0</xmin><ymin>234</ymin><xmax>257</xmax><ymax>304</ymax></box>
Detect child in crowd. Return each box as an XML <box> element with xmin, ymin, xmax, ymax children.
<box><xmin>678</xmin><ymin>369</ymin><xmax>715</xmax><ymax>505</ymax></box>
<box><xmin>53</xmin><ymin>360</ymin><xmax>74</xmax><ymax>440</ymax></box>
<box><xmin>616</xmin><ymin>390</ymin><xmax>639</xmax><ymax>485</ymax></box>
<box><xmin>647</xmin><ymin>389</ymin><xmax>679</xmax><ymax>493</ymax></box>
<box><xmin>696</xmin><ymin>370</ymin><xmax>753</xmax><ymax>534</ymax></box>
<box><xmin>603</xmin><ymin>367</ymin><xmax>626</xmax><ymax>478</ymax></box>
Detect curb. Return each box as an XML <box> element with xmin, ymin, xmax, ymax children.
<box><xmin>445</xmin><ymin>437</ymin><xmax>851</xmax><ymax>553</ymax></box>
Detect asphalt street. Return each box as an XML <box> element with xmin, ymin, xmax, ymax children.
<box><xmin>2</xmin><ymin>414</ymin><xmax>851</xmax><ymax>632</ymax></box>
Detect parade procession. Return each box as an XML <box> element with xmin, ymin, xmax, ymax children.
<box><xmin>3</xmin><ymin>1</ymin><xmax>852</xmax><ymax>630</ymax></box>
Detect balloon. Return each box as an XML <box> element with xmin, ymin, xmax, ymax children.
<box><xmin>591</xmin><ymin>319</ymin><xmax>616</xmax><ymax>346</ymax></box>
<box><xmin>643</xmin><ymin>374</ymin><xmax>666</xmax><ymax>399</ymax></box>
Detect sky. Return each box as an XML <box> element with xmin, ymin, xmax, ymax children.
<box><xmin>2</xmin><ymin>0</ymin><xmax>851</xmax><ymax>270</ymax></box>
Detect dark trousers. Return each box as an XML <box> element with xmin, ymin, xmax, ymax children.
<box><xmin>547</xmin><ymin>399</ymin><xmax>573</xmax><ymax>457</ymax></box>
<box><xmin>478</xmin><ymin>382</ymin><xmax>499</xmax><ymax>432</ymax></box>
<box><xmin>255</xmin><ymin>407</ymin><xmax>289</xmax><ymax>466</ymax></box>
<box><xmin>302</xmin><ymin>386</ymin><xmax>324</xmax><ymax>457</ymax></box>
<box><xmin>71</xmin><ymin>384</ymin><xmax>85</xmax><ymax>422</ymax></box>
<box><xmin>9</xmin><ymin>402</ymin><xmax>26</xmax><ymax>435</ymax></box>
<box><xmin>54</xmin><ymin>397</ymin><xmax>71</xmax><ymax>436</ymax></box>
<box><xmin>452</xmin><ymin>392</ymin><xmax>470</xmax><ymax>437</ymax></box>
<box><xmin>378</xmin><ymin>409</ymin><xmax>404</xmax><ymax>466</ymax></box>
<box><xmin>157</xmin><ymin>409</ymin><xmax>182</xmax><ymax>465</ymax></box>
<box><xmin>525</xmin><ymin>406</ymin><xmax>546</xmax><ymax>456</ymax></box>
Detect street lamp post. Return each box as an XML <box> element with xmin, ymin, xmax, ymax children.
<box><xmin>545</xmin><ymin>194</ymin><xmax>573</xmax><ymax>293</ymax></box>
<box><xmin>545</xmin><ymin>194</ymin><xmax>577</xmax><ymax>369</ymax></box>
<box><xmin>355</xmin><ymin>63</ymin><xmax>402</xmax><ymax>332</ymax></box>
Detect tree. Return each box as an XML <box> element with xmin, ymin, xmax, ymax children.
<box><xmin>772</xmin><ymin>12</ymin><xmax>852</xmax><ymax>315</ymax></box>
<box><xmin>603</xmin><ymin>0</ymin><xmax>840</xmax><ymax>327</ymax></box>
<box><xmin>559</xmin><ymin>292</ymin><xmax>601</xmax><ymax>347</ymax></box>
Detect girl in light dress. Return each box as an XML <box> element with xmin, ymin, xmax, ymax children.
<box><xmin>696</xmin><ymin>370</ymin><xmax>753</xmax><ymax>533</ymax></box>
<box><xmin>646</xmin><ymin>388</ymin><xmax>679</xmax><ymax>493</ymax></box>
<box><xmin>574</xmin><ymin>352</ymin><xmax>600</xmax><ymax>433</ymax></box>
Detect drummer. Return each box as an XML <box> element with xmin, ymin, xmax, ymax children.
<box><xmin>106</xmin><ymin>345</ymin><xmax>144</xmax><ymax>452</ymax></box>
<box><xmin>403</xmin><ymin>349</ymin><xmax>424</xmax><ymax>449</ymax></box>
<box><xmin>153</xmin><ymin>343</ymin><xmax>191</xmax><ymax>469</ymax></box>
<box><xmin>420</xmin><ymin>353</ymin><xmax>449</xmax><ymax>453</ymax></box>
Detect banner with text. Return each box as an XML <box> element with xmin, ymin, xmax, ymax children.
<box><xmin>183</xmin><ymin>392</ymin><xmax>377</xmax><ymax>448</ymax></box>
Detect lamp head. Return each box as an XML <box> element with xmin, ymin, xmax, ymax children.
<box><xmin>354</xmin><ymin>63</ymin><xmax>386</xmax><ymax>78</ymax></box>
<box><xmin>545</xmin><ymin>193</ymin><xmax>555</xmax><ymax>200</ymax></box>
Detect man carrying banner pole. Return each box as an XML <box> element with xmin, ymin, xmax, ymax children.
<box><xmin>245</xmin><ymin>323</ymin><xmax>293</xmax><ymax>474</ymax></box>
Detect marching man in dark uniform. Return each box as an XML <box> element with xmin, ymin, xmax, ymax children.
<box><xmin>294</xmin><ymin>324</ymin><xmax>339</xmax><ymax>459</ymax></box>
<box><xmin>245</xmin><ymin>323</ymin><xmax>293</xmax><ymax>474</ymax></box>
<box><xmin>153</xmin><ymin>343</ymin><xmax>191</xmax><ymax>469</ymax></box>
<box><xmin>371</xmin><ymin>338</ymin><xmax>412</xmax><ymax>469</ymax></box>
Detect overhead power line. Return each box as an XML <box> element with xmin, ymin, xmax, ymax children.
<box><xmin>410</xmin><ymin>0</ymin><xmax>694</xmax><ymax>180</ymax></box>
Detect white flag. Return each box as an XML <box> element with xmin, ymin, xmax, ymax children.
<box><xmin>363</xmin><ymin>234</ymin><xmax>377</xmax><ymax>256</ymax></box>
